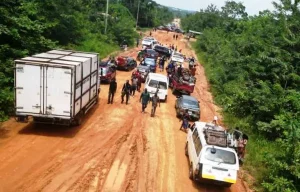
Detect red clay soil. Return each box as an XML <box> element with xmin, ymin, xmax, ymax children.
<box><xmin>0</xmin><ymin>29</ymin><xmax>249</xmax><ymax>192</ymax></box>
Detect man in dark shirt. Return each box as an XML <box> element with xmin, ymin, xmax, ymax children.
<box><xmin>121</xmin><ymin>80</ymin><xmax>131</xmax><ymax>104</ymax></box>
<box><xmin>140</xmin><ymin>88</ymin><xmax>150</xmax><ymax>113</ymax></box>
<box><xmin>108</xmin><ymin>78</ymin><xmax>117</xmax><ymax>104</ymax></box>
<box><xmin>151</xmin><ymin>93</ymin><xmax>160</xmax><ymax>117</ymax></box>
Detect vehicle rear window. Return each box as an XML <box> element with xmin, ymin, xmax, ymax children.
<box><xmin>148</xmin><ymin>80</ymin><xmax>167</xmax><ymax>90</ymax></box>
<box><xmin>204</xmin><ymin>148</ymin><xmax>236</xmax><ymax>165</ymax></box>
<box><xmin>147</xmin><ymin>50</ymin><xmax>156</xmax><ymax>54</ymax></box>
<box><xmin>144</xmin><ymin>58</ymin><xmax>156</xmax><ymax>66</ymax></box>
<box><xmin>182</xmin><ymin>99</ymin><xmax>199</xmax><ymax>109</ymax></box>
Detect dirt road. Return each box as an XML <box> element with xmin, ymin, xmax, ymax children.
<box><xmin>0</xmin><ymin>30</ymin><xmax>247</xmax><ymax>192</ymax></box>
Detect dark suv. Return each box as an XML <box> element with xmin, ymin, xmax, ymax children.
<box><xmin>153</xmin><ymin>45</ymin><xmax>171</xmax><ymax>59</ymax></box>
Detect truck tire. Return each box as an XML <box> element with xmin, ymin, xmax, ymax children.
<box><xmin>185</xmin><ymin>142</ymin><xmax>188</xmax><ymax>156</ymax></box>
<box><xmin>189</xmin><ymin>163</ymin><xmax>194</xmax><ymax>180</ymax></box>
<box><xmin>74</xmin><ymin>113</ymin><xmax>83</xmax><ymax>126</ymax></box>
<box><xmin>164</xmin><ymin>95</ymin><xmax>167</xmax><ymax>102</ymax></box>
<box><xmin>172</xmin><ymin>87</ymin><xmax>176</xmax><ymax>94</ymax></box>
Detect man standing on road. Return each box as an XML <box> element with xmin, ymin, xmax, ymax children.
<box><xmin>151</xmin><ymin>93</ymin><xmax>160</xmax><ymax>117</ymax></box>
<box><xmin>121</xmin><ymin>80</ymin><xmax>131</xmax><ymax>104</ymax></box>
<box><xmin>140</xmin><ymin>88</ymin><xmax>150</xmax><ymax>113</ymax></box>
<box><xmin>131</xmin><ymin>76</ymin><xmax>138</xmax><ymax>96</ymax></box>
<box><xmin>108</xmin><ymin>78</ymin><xmax>117</xmax><ymax>104</ymax></box>
<box><xmin>180</xmin><ymin>109</ymin><xmax>190</xmax><ymax>132</ymax></box>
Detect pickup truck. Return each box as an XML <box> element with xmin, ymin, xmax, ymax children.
<box><xmin>169</xmin><ymin>71</ymin><xmax>196</xmax><ymax>95</ymax></box>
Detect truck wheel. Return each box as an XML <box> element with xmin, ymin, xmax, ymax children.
<box><xmin>185</xmin><ymin>142</ymin><xmax>188</xmax><ymax>156</ymax></box>
<box><xmin>172</xmin><ymin>87</ymin><xmax>176</xmax><ymax>94</ymax></box>
<box><xmin>189</xmin><ymin>163</ymin><xmax>194</xmax><ymax>180</ymax></box>
<box><xmin>75</xmin><ymin>113</ymin><xmax>83</xmax><ymax>126</ymax></box>
<box><xmin>164</xmin><ymin>96</ymin><xmax>167</xmax><ymax>102</ymax></box>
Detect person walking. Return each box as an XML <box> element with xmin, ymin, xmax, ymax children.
<box><xmin>108</xmin><ymin>78</ymin><xmax>117</xmax><ymax>104</ymax></box>
<box><xmin>131</xmin><ymin>76</ymin><xmax>138</xmax><ymax>96</ymax></box>
<box><xmin>140</xmin><ymin>88</ymin><xmax>150</xmax><ymax>113</ymax></box>
<box><xmin>137</xmin><ymin>74</ymin><xmax>142</xmax><ymax>92</ymax></box>
<box><xmin>121</xmin><ymin>80</ymin><xmax>131</xmax><ymax>104</ymax></box>
<box><xmin>151</xmin><ymin>93</ymin><xmax>160</xmax><ymax>117</ymax></box>
<box><xmin>180</xmin><ymin>109</ymin><xmax>190</xmax><ymax>131</ymax></box>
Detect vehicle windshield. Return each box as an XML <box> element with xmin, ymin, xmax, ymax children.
<box><xmin>144</xmin><ymin>58</ymin><xmax>156</xmax><ymax>66</ymax></box>
<box><xmin>148</xmin><ymin>80</ymin><xmax>167</xmax><ymax>90</ymax></box>
<box><xmin>182</xmin><ymin>99</ymin><xmax>199</xmax><ymax>109</ymax></box>
<box><xmin>204</xmin><ymin>148</ymin><xmax>236</xmax><ymax>165</ymax></box>
<box><xmin>99</xmin><ymin>68</ymin><xmax>107</xmax><ymax>76</ymax></box>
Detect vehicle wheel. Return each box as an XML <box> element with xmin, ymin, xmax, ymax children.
<box><xmin>176</xmin><ymin>109</ymin><xmax>180</xmax><ymax>118</ymax></box>
<box><xmin>189</xmin><ymin>163</ymin><xmax>194</xmax><ymax>180</ymax></box>
<box><xmin>172</xmin><ymin>87</ymin><xmax>176</xmax><ymax>94</ymax></box>
<box><xmin>74</xmin><ymin>113</ymin><xmax>83</xmax><ymax>126</ymax></box>
<box><xmin>224</xmin><ymin>183</ymin><xmax>232</xmax><ymax>188</ymax></box>
<box><xmin>185</xmin><ymin>142</ymin><xmax>188</xmax><ymax>156</ymax></box>
<box><xmin>164</xmin><ymin>96</ymin><xmax>167</xmax><ymax>102</ymax></box>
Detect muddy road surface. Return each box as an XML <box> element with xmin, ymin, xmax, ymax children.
<box><xmin>0</xmin><ymin>30</ymin><xmax>247</xmax><ymax>192</ymax></box>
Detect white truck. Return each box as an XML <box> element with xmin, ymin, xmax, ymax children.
<box><xmin>14</xmin><ymin>50</ymin><xmax>100</xmax><ymax>126</ymax></box>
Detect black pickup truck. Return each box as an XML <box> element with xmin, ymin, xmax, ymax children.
<box><xmin>153</xmin><ymin>45</ymin><xmax>172</xmax><ymax>59</ymax></box>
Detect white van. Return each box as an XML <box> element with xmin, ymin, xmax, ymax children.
<box><xmin>185</xmin><ymin>122</ymin><xmax>239</xmax><ymax>187</ymax></box>
<box><xmin>144</xmin><ymin>73</ymin><xmax>168</xmax><ymax>102</ymax></box>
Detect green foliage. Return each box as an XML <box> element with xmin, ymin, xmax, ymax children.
<box><xmin>186</xmin><ymin>0</ymin><xmax>300</xmax><ymax>191</ymax></box>
<box><xmin>119</xmin><ymin>0</ymin><xmax>174</xmax><ymax>27</ymax></box>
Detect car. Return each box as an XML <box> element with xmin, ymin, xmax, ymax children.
<box><xmin>140</xmin><ymin>57</ymin><xmax>157</xmax><ymax>73</ymax></box>
<box><xmin>100</xmin><ymin>58</ymin><xmax>117</xmax><ymax>67</ymax></box>
<box><xmin>175</xmin><ymin>95</ymin><xmax>200</xmax><ymax>120</ymax></box>
<box><xmin>99</xmin><ymin>62</ymin><xmax>116</xmax><ymax>83</ymax></box>
<box><xmin>171</xmin><ymin>51</ymin><xmax>185</xmax><ymax>64</ymax></box>
<box><xmin>141</xmin><ymin>37</ymin><xmax>158</xmax><ymax>49</ymax></box>
<box><xmin>186</xmin><ymin>122</ymin><xmax>240</xmax><ymax>187</ymax></box>
<box><xmin>153</xmin><ymin>45</ymin><xmax>172</xmax><ymax>59</ymax></box>
<box><xmin>136</xmin><ymin>65</ymin><xmax>151</xmax><ymax>82</ymax></box>
<box><xmin>169</xmin><ymin>70</ymin><xmax>196</xmax><ymax>95</ymax></box>
<box><xmin>175</xmin><ymin>28</ymin><xmax>185</xmax><ymax>34</ymax></box>
<box><xmin>137</xmin><ymin>49</ymin><xmax>159</xmax><ymax>61</ymax></box>
<box><xmin>145</xmin><ymin>73</ymin><xmax>169</xmax><ymax>102</ymax></box>
<box><xmin>116</xmin><ymin>56</ymin><xmax>137</xmax><ymax>71</ymax></box>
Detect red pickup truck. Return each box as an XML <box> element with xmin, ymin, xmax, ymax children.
<box><xmin>169</xmin><ymin>72</ymin><xmax>196</xmax><ymax>95</ymax></box>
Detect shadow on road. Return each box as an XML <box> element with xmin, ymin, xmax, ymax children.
<box><xmin>18</xmin><ymin>102</ymin><xmax>99</xmax><ymax>138</ymax></box>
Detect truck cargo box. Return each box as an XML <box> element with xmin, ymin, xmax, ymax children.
<box><xmin>14</xmin><ymin>50</ymin><xmax>99</xmax><ymax>125</ymax></box>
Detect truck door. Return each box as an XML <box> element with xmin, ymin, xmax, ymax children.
<box><xmin>15</xmin><ymin>64</ymin><xmax>43</xmax><ymax>114</ymax></box>
<box><xmin>44</xmin><ymin>66</ymin><xmax>72</xmax><ymax>117</ymax></box>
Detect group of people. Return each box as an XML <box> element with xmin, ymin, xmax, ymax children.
<box><xmin>158</xmin><ymin>55</ymin><xmax>167</xmax><ymax>72</ymax></box>
<box><xmin>107</xmin><ymin>75</ymin><xmax>161</xmax><ymax>117</ymax></box>
<box><xmin>173</xmin><ymin>34</ymin><xmax>179</xmax><ymax>40</ymax></box>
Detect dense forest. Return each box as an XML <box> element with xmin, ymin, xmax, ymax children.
<box><xmin>182</xmin><ymin>0</ymin><xmax>300</xmax><ymax>191</ymax></box>
<box><xmin>0</xmin><ymin>0</ymin><xmax>174</xmax><ymax>121</ymax></box>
